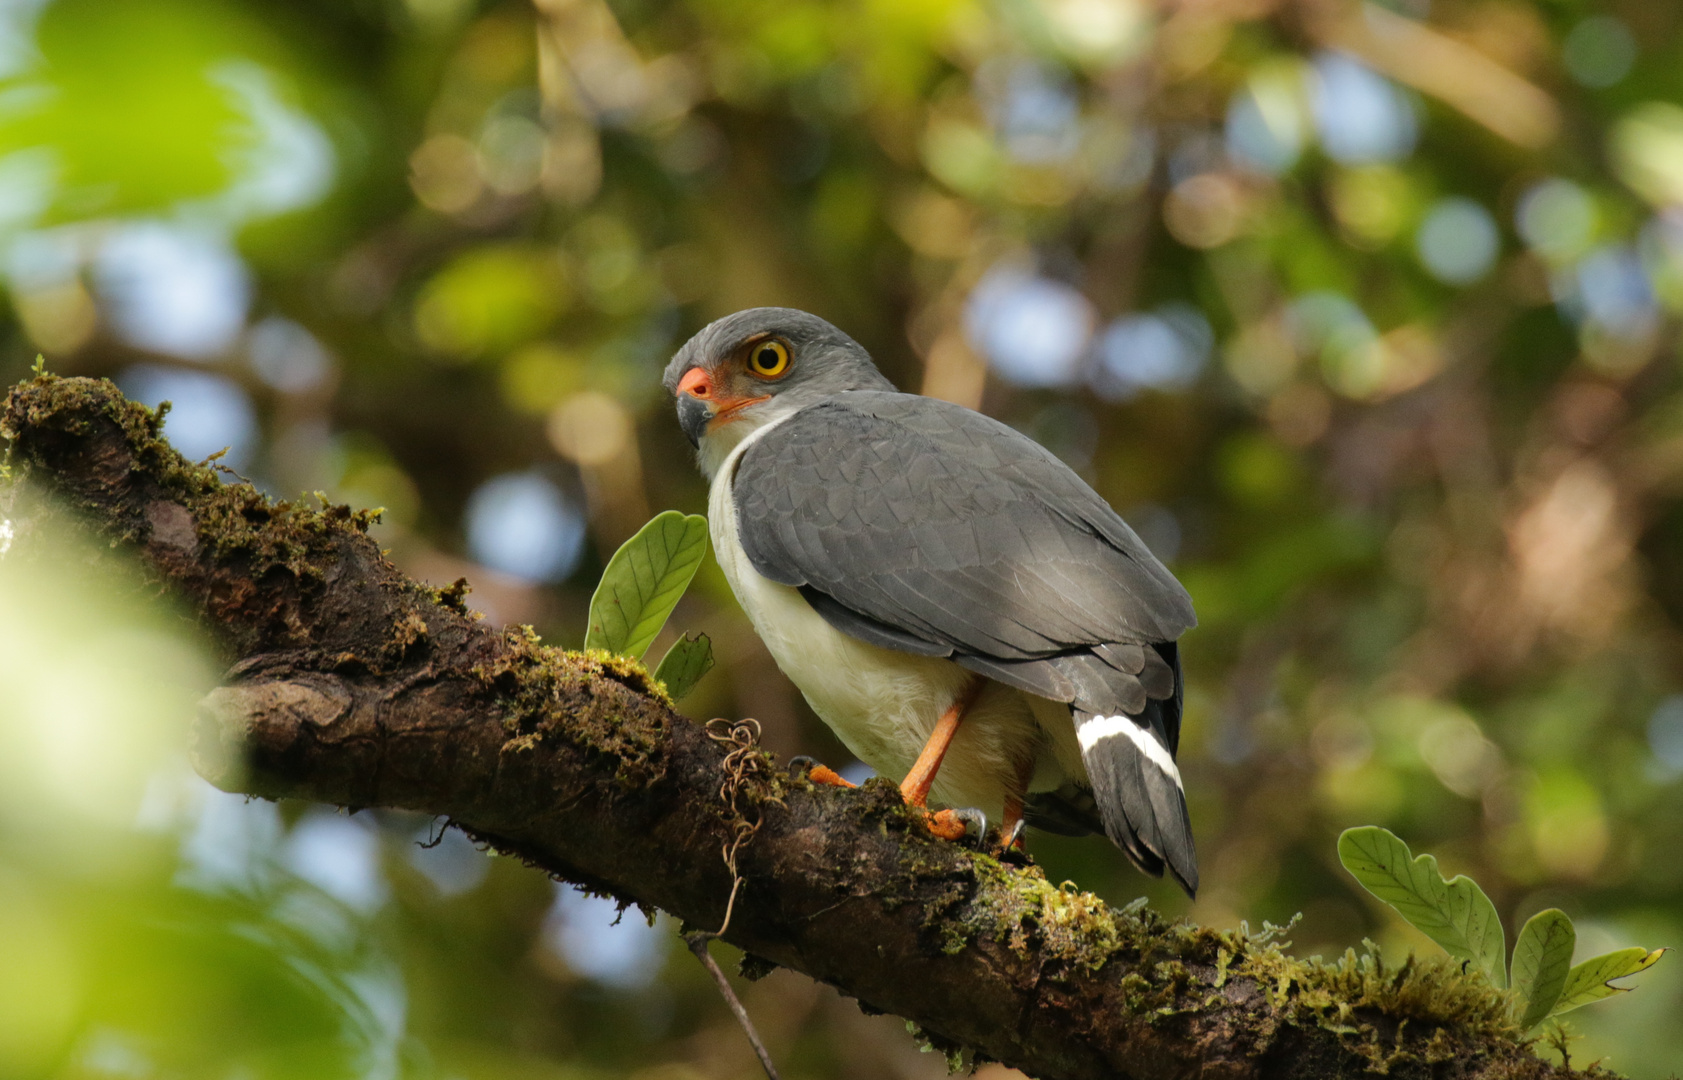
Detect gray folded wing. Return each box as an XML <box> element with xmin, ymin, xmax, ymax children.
<box><xmin>731</xmin><ymin>391</ymin><xmax>1199</xmax><ymax>891</ymax></box>
<box><xmin>740</xmin><ymin>388</ymin><xmax>1198</xmax><ymax>639</ymax></box>
<box><xmin>732</xmin><ymin>391</ymin><xmax>1193</xmax><ymax>693</ymax></box>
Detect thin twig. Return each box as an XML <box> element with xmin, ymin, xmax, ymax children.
<box><xmin>686</xmin><ymin>718</ymin><xmax>782</xmax><ymax>1080</ymax></box>
<box><xmin>685</xmin><ymin>931</ymin><xmax>784</xmax><ymax>1080</ymax></box>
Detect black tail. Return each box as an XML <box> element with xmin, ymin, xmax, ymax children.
<box><xmin>1022</xmin><ymin>784</ymin><xmax>1104</xmax><ymax>836</ymax></box>
<box><xmin>1076</xmin><ymin>698</ymin><xmax>1198</xmax><ymax>896</ymax></box>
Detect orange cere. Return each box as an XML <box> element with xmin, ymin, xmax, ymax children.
<box><xmin>677</xmin><ymin>366</ymin><xmax>713</xmax><ymax>399</ymax></box>
<box><xmin>677</xmin><ymin>365</ymin><xmax>768</xmax><ymax>424</ymax></box>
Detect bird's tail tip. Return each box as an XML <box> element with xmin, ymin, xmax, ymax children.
<box><xmin>1076</xmin><ymin>709</ymin><xmax>1199</xmax><ymax>899</ymax></box>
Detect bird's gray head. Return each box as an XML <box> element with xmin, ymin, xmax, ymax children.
<box><xmin>663</xmin><ymin>308</ymin><xmax>895</xmax><ymax>474</ymax></box>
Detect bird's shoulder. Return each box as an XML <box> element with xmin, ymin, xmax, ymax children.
<box><xmin>740</xmin><ymin>390</ymin><xmax>1097</xmax><ymax>505</ymax></box>
<box><xmin>787</xmin><ymin>390</ymin><xmax>1045</xmax><ymax>450</ymax></box>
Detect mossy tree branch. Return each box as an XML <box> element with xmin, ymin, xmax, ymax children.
<box><xmin>1</xmin><ymin>375</ymin><xmax>1587</xmax><ymax>1080</ymax></box>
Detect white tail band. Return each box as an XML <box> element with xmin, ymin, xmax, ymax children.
<box><xmin>1078</xmin><ymin>715</ymin><xmax>1184</xmax><ymax>792</ymax></box>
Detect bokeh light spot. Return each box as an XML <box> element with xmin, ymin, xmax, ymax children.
<box><xmin>963</xmin><ymin>263</ymin><xmax>1094</xmax><ymax>387</ymax></box>
<box><xmin>283</xmin><ymin>811</ymin><xmax>388</xmax><ymax>913</ymax></box>
<box><xmin>1573</xmin><ymin>245</ymin><xmax>1656</xmax><ymax>332</ymax></box>
<box><xmin>1649</xmin><ymin>696</ymin><xmax>1683</xmax><ymax>777</ymax></box>
<box><xmin>547</xmin><ymin>391</ymin><xmax>634</xmax><ymax>467</ymax></box>
<box><xmin>1226</xmin><ymin>65</ymin><xmax>1306</xmax><ymax>175</ymax></box>
<box><xmin>464</xmin><ymin>471</ymin><xmax>586</xmax><ymax>584</ymax></box>
<box><xmin>499</xmin><ymin>342</ymin><xmax>588</xmax><ymax>414</ymax></box>
<box><xmin>1311</xmin><ymin>52</ymin><xmax>1417</xmax><ymax>164</ymax></box>
<box><xmin>0</xmin><ymin>532</ymin><xmax>219</xmax><ymax>839</ymax></box>
<box><xmin>248</xmin><ymin>316</ymin><xmax>332</xmax><ymax>393</ymax></box>
<box><xmin>1415</xmin><ymin>197</ymin><xmax>1499</xmax><ymax>285</ymax></box>
<box><xmin>1091</xmin><ymin>303</ymin><xmax>1211</xmax><ymax>400</ymax></box>
<box><xmin>1163</xmin><ymin>172</ymin><xmax>1246</xmax><ymax>249</ymax></box>
<box><xmin>1562</xmin><ymin>16</ymin><xmax>1636</xmax><ymax>89</ymax></box>
<box><xmin>409</xmin><ymin>134</ymin><xmax>483</xmax><ymax>214</ymax></box>
<box><xmin>1326</xmin><ymin>165</ymin><xmax>1414</xmax><ymax>247</ymax></box>
<box><xmin>975</xmin><ymin>59</ymin><xmax>1081</xmax><ymax>166</ymax></box>
<box><xmin>1516</xmin><ymin>178</ymin><xmax>1597</xmax><ymax>264</ymax></box>
<box><xmin>479</xmin><ymin>114</ymin><xmax>546</xmax><ymax>197</ymax></box>
<box><xmin>1610</xmin><ymin>102</ymin><xmax>1683</xmax><ymax>208</ymax></box>
<box><xmin>117</xmin><ymin>364</ymin><xmax>257</xmax><ymax>468</ymax></box>
<box><xmin>97</xmin><ymin>222</ymin><xmax>250</xmax><ymax>359</ymax></box>
<box><xmin>1418</xmin><ymin>713</ymin><xmax>1502</xmax><ymax>798</ymax></box>
<box><xmin>414</xmin><ymin>245</ymin><xmax>568</xmax><ymax>359</ymax></box>
<box><xmin>544</xmin><ymin>887</ymin><xmax>666</xmax><ymax>991</ymax></box>
<box><xmin>1042</xmin><ymin>0</ymin><xmax>1149</xmax><ymax>68</ymax></box>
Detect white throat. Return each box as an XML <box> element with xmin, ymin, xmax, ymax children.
<box><xmin>695</xmin><ymin>397</ymin><xmax>804</xmax><ymax>480</ymax></box>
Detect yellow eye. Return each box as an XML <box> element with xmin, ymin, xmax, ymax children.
<box><xmin>746</xmin><ymin>339</ymin><xmax>791</xmax><ymax>378</ymax></box>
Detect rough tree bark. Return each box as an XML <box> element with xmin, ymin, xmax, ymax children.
<box><xmin>1</xmin><ymin>374</ymin><xmax>1588</xmax><ymax>1080</ymax></box>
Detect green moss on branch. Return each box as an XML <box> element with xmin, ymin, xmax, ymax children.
<box><xmin>1</xmin><ymin>374</ymin><xmax>1586</xmax><ymax>1080</ymax></box>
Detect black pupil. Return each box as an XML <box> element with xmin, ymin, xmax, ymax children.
<box><xmin>757</xmin><ymin>348</ymin><xmax>778</xmax><ymax>369</ymax></box>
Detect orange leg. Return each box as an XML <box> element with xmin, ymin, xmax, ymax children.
<box><xmin>900</xmin><ymin>679</ymin><xmax>984</xmax><ymax>808</ymax></box>
<box><xmin>901</xmin><ymin>680</ymin><xmax>986</xmax><ymax>842</ymax></box>
<box><xmin>998</xmin><ymin>754</ymin><xmax>1034</xmax><ymax>851</ymax></box>
<box><xmin>1001</xmin><ymin>792</ymin><xmax>1024</xmax><ymax>842</ymax></box>
<box><xmin>795</xmin><ymin>683</ymin><xmax>988</xmax><ymax>844</ymax></box>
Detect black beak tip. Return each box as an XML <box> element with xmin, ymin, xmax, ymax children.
<box><xmin>676</xmin><ymin>394</ymin><xmax>710</xmax><ymax>449</ymax></box>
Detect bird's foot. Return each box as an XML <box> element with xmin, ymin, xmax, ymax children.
<box><xmin>926</xmin><ymin>807</ymin><xmax>988</xmax><ymax>847</ymax></box>
<box><xmin>992</xmin><ymin>819</ymin><xmax>1029</xmax><ymax>862</ymax></box>
<box><xmin>788</xmin><ymin>755</ymin><xmax>855</xmax><ymax>789</ymax></box>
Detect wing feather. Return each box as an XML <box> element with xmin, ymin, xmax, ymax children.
<box><xmin>732</xmin><ymin>393</ymin><xmax>1195</xmax><ymax>665</ymax></box>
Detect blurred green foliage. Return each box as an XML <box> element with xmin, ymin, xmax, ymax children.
<box><xmin>3</xmin><ymin>0</ymin><xmax>1683</xmax><ymax>1075</ymax></box>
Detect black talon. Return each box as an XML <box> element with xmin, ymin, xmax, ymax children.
<box><xmin>993</xmin><ymin>819</ymin><xmax>1030</xmax><ymax>863</ymax></box>
<box><xmin>951</xmin><ymin>808</ymin><xmax>988</xmax><ymax>849</ymax></box>
<box><xmin>787</xmin><ymin>755</ymin><xmax>817</xmax><ymax>778</ymax></box>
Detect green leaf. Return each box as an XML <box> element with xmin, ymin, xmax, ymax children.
<box><xmin>1337</xmin><ymin>826</ymin><xmax>1508</xmax><ymax>987</ymax></box>
<box><xmin>653</xmin><ymin>632</ymin><xmax>714</xmax><ymax>702</ymax></box>
<box><xmin>1512</xmin><ymin>908</ymin><xmax>1575</xmax><ymax>1030</ymax></box>
<box><xmin>585</xmin><ymin>511</ymin><xmax>709</xmax><ymax>659</ymax></box>
<box><xmin>1550</xmin><ymin>947</ymin><xmax>1667</xmax><ymax>1017</ymax></box>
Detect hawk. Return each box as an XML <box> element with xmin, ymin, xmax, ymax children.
<box><xmin>664</xmin><ymin>308</ymin><xmax>1198</xmax><ymax>894</ymax></box>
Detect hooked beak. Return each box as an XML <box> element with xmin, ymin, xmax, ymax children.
<box><xmin>675</xmin><ymin>367</ymin><xmax>715</xmax><ymax>449</ymax></box>
<box><xmin>677</xmin><ymin>394</ymin><xmax>710</xmax><ymax>449</ymax></box>
<box><xmin>673</xmin><ymin>366</ymin><xmax>770</xmax><ymax>449</ymax></box>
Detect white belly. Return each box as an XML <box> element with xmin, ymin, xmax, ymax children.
<box><xmin>707</xmin><ymin>420</ymin><xmax>1056</xmax><ymax>819</ymax></box>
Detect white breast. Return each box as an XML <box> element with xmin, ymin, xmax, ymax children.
<box><xmin>706</xmin><ymin>419</ymin><xmax>1051</xmax><ymax>817</ymax></box>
